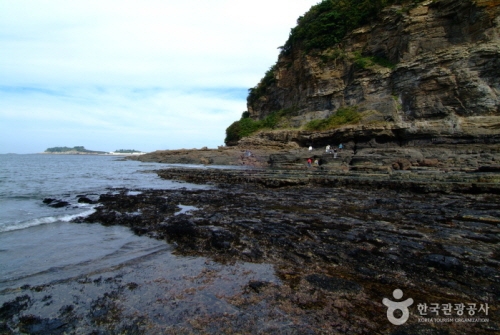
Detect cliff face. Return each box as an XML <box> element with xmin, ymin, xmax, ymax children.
<box><xmin>138</xmin><ymin>0</ymin><xmax>500</xmax><ymax>172</ymax></box>
<box><xmin>246</xmin><ymin>0</ymin><xmax>500</xmax><ymax>148</ymax></box>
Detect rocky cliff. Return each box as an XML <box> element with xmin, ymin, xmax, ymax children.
<box><xmin>136</xmin><ymin>0</ymin><xmax>500</xmax><ymax>172</ymax></box>
<box><xmin>232</xmin><ymin>0</ymin><xmax>500</xmax><ymax>170</ymax></box>
<box><xmin>248</xmin><ymin>0</ymin><xmax>500</xmax><ymax>132</ymax></box>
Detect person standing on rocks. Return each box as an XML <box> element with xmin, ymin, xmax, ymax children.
<box><xmin>339</xmin><ymin>143</ymin><xmax>343</xmax><ymax>152</ymax></box>
<box><xmin>307</xmin><ymin>158</ymin><xmax>312</xmax><ymax>168</ymax></box>
<box><xmin>309</xmin><ymin>145</ymin><xmax>313</xmax><ymax>151</ymax></box>
<box><xmin>333</xmin><ymin>149</ymin><xmax>338</xmax><ymax>159</ymax></box>
<box><xmin>326</xmin><ymin>145</ymin><xmax>330</xmax><ymax>153</ymax></box>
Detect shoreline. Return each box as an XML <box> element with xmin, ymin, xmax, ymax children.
<box><xmin>80</xmin><ymin>171</ymin><xmax>499</xmax><ymax>333</ymax></box>
<box><xmin>1</xmin><ymin>166</ymin><xmax>499</xmax><ymax>334</ymax></box>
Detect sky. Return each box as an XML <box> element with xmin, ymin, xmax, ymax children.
<box><xmin>0</xmin><ymin>0</ymin><xmax>318</xmax><ymax>154</ymax></box>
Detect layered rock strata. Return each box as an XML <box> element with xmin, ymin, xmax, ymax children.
<box><xmin>248</xmin><ymin>0</ymin><xmax>500</xmax><ymax>134</ymax></box>
<box><xmin>131</xmin><ymin>141</ymin><xmax>500</xmax><ymax>173</ymax></box>
<box><xmin>155</xmin><ymin>166</ymin><xmax>500</xmax><ymax>193</ymax></box>
<box><xmin>228</xmin><ymin>0</ymin><xmax>500</xmax><ymax>169</ymax></box>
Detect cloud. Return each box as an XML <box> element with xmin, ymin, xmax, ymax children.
<box><xmin>0</xmin><ymin>0</ymin><xmax>317</xmax><ymax>153</ymax></box>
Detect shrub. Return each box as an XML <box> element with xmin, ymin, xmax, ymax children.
<box><xmin>224</xmin><ymin>108</ymin><xmax>297</xmax><ymax>145</ymax></box>
<box><xmin>238</xmin><ymin>117</ymin><xmax>262</xmax><ymax>137</ymax></box>
<box><xmin>247</xmin><ymin>65</ymin><xmax>277</xmax><ymax>106</ymax></box>
<box><xmin>304</xmin><ymin>106</ymin><xmax>362</xmax><ymax>131</ymax></box>
<box><xmin>319</xmin><ymin>47</ymin><xmax>346</xmax><ymax>64</ymax></box>
<box><xmin>372</xmin><ymin>55</ymin><xmax>396</xmax><ymax>69</ymax></box>
<box><xmin>281</xmin><ymin>0</ymin><xmax>414</xmax><ymax>55</ymax></box>
<box><xmin>353</xmin><ymin>51</ymin><xmax>372</xmax><ymax>69</ymax></box>
<box><xmin>224</xmin><ymin>120</ymin><xmax>242</xmax><ymax>145</ymax></box>
<box><xmin>353</xmin><ymin>51</ymin><xmax>395</xmax><ymax>69</ymax></box>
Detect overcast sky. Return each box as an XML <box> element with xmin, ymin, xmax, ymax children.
<box><xmin>0</xmin><ymin>0</ymin><xmax>317</xmax><ymax>154</ymax></box>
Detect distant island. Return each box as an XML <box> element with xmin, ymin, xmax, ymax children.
<box><xmin>43</xmin><ymin>146</ymin><xmax>145</xmax><ymax>155</ymax></box>
<box><xmin>44</xmin><ymin>146</ymin><xmax>107</xmax><ymax>154</ymax></box>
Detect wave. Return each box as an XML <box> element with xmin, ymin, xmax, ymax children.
<box><xmin>0</xmin><ymin>208</ymin><xmax>96</xmax><ymax>233</ymax></box>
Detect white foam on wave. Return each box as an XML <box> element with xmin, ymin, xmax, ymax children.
<box><xmin>0</xmin><ymin>207</ymin><xmax>96</xmax><ymax>233</ymax></box>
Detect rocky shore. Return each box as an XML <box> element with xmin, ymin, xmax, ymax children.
<box><xmin>131</xmin><ymin>137</ymin><xmax>500</xmax><ymax>174</ymax></box>
<box><xmin>76</xmin><ymin>168</ymin><xmax>500</xmax><ymax>334</ymax></box>
<box><xmin>2</xmin><ymin>0</ymin><xmax>498</xmax><ymax>332</ymax></box>
<box><xmin>2</xmin><ymin>165</ymin><xmax>497</xmax><ymax>334</ymax></box>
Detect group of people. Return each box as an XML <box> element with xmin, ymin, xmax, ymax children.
<box><xmin>306</xmin><ymin>143</ymin><xmax>344</xmax><ymax>167</ymax></box>
<box><xmin>306</xmin><ymin>157</ymin><xmax>319</xmax><ymax>168</ymax></box>
<box><xmin>325</xmin><ymin>143</ymin><xmax>343</xmax><ymax>154</ymax></box>
<box><xmin>308</xmin><ymin>143</ymin><xmax>343</xmax><ymax>153</ymax></box>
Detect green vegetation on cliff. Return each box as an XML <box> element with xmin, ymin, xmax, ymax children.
<box><xmin>247</xmin><ymin>65</ymin><xmax>277</xmax><ymax>107</ymax></box>
<box><xmin>282</xmin><ymin>0</ymin><xmax>421</xmax><ymax>55</ymax></box>
<box><xmin>304</xmin><ymin>106</ymin><xmax>362</xmax><ymax>131</ymax></box>
<box><xmin>225</xmin><ymin>109</ymin><xmax>295</xmax><ymax>145</ymax></box>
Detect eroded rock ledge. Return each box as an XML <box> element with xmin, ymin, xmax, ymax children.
<box><xmin>156</xmin><ymin>166</ymin><xmax>500</xmax><ymax>193</ymax></box>
<box><xmin>131</xmin><ymin>135</ymin><xmax>500</xmax><ymax>174</ymax></box>
<box><xmin>65</xmin><ymin>167</ymin><xmax>500</xmax><ymax>334</ymax></box>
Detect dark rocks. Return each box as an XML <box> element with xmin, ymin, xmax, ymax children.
<box><xmin>477</xmin><ymin>165</ymin><xmax>500</xmax><ymax>172</ymax></box>
<box><xmin>76</xmin><ymin>196</ymin><xmax>96</xmax><ymax>204</ymax></box>
<box><xmin>0</xmin><ymin>295</ymin><xmax>31</xmax><ymax>321</ymax></box>
<box><xmin>18</xmin><ymin>315</ymin><xmax>67</xmax><ymax>335</ymax></box>
<box><xmin>60</xmin><ymin>167</ymin><xmax>500</xmax><ymax>333</ymax></box>
<box><xmin>424</xmin><ymin>254</ymin><xmax>464</xmax><ymax>273</ymax></box>
<box><xmin>247</xmin><ymin>280</ymin><xmax>270</xmax><ymax>293</ymax></box>
<box><xmin>88</xmin><ymin>210</ymin><xmax>119</xmax><ymax>226</ymax></box>
<box><xmin>305</xmin><ymin>274</ymin><xmax>362</xmax><ymax>293</ymax></box>
<box><xmin>0</xmin><ymin>295</ymin><xmax>32</xmax><ymax>334</ymax></box>
<box><xmin>208</xmin><ymin>227</ymin><xmax>237</xmax><ymax>250</ymax></box>
<box><xmin>162</xmin><ymin>219</ymin><xmax>197</xmax><ymax>241</ymax></box>
<box><xmin>42</xmin><ymin>198</ymin><xmax>70</xmax><ymax>208</ymax></box>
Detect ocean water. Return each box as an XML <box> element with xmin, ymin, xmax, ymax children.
<box><xmin>0</xmin><ymin>154</ymin><xmax>208</xmax><ymax>287</ymax></box>
<box><xmin>0</xmin><ymin>154</ymin><xmax>209</xmax><ymax>233</ymax></box>
<box><xmin>0</xmin><ymin>154</ymin><xmax>278</xmax><ymax>332</ymax></box>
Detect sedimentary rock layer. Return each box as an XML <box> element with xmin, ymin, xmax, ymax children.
<box><xmin>241</xmin><ymin>0</ymin><xmax>500</xmax><ymax>154</ymax></box>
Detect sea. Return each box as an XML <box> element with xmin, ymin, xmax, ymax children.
<box><xmin>0</xmin><ymin>154</ymin><xmax>277</xmax><ymax>331</ymax></box>
<box><xmin>0</xmin><ymin>154</ymin><xmax>209</xmax><ymax>286</ymax></box>
<box><xmin>0</xmin><ymin>154</ymin><xmax>207</xmax><ymax>233</ymax></box>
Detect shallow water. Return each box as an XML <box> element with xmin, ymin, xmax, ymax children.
<box><xmin>0</xmin><ymin>154</ymin><xmax>212</xmax><ymax>233</ymax></box>
<box><xmin>0</xmin><ymin>220</ymin><xmax>279</xmax><ymax>333</ymax></box>
<box><xmin>0</xmin><ymin>154</ymin><xmax>280</xmax><ymax>333</ymax></box>
<box><xmin>0</xmin><ymin>222</ymin><xmax>169</xmax><ymax>288</ymax></box>
<box><xmin>0</xmin><ymin>154</ymin><xmax>205</xmax><ymax>289</ymax></box>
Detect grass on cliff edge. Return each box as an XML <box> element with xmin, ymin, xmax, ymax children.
<box><xmin>304</xmin><ymin>106</ymin><xmax>362</xmax><ymax>131</ymax></box>
<box><xmin>224</xmin><ymin>106</ymin><xmax>364</xmax><ymax>145</ymax></box>
<box><xmin>225</xmin><ymin>109</ymin><xmax>296</xmax><ymax>145</ymax></box>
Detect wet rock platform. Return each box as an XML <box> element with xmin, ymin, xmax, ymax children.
<box><xmin>2</xmin><ymin>167</ymin><xmax>499</xmax><ymax>334</ymax></box>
